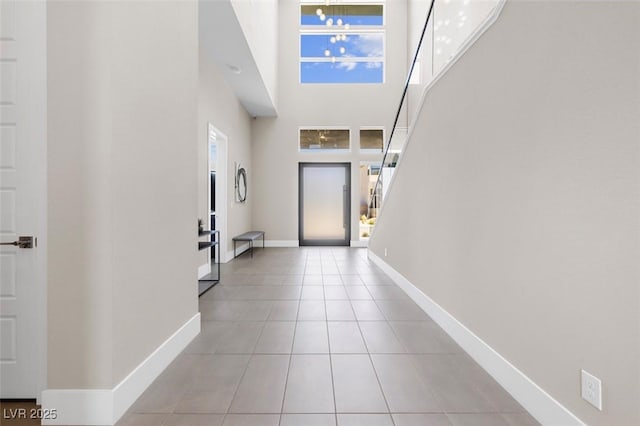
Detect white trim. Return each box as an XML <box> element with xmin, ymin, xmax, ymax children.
<box><xmin>40</xmin><ymin>390</ymin><xmax>113</xmax><ymax>426</ymax></box>
<box><xmin>367</xmin><ymin>251</ymin><xmax>585</xmax><ymax>426</ymax></box>
<box><xmin>369</xmin><ymin>0</ymin><xmax>507</xmax><ymax>241</ymax></box>
<box><xmin>208</xmin><ymin>123</ymin><xmax>228</xmax><ymax>263</ymax></box>
<box><xmin>350</xmin><ymin>240</ymin><xmax>368</xmax><ymax>247</ymax></box>
<box><xmin>224</xmin><ymin>249</ymin><xmax>236</xmax><ymax>263</ymax></box>
<box><xmin>198</xmin><ymin>263</ymin><xmax>211</xmax><ymax>279</ymax></box>
<box><xmin>42</xmin><ymin>313</ymin><xmax>201</xmax><ymax>425</ymax></box>
<box><xmin>265</xmin><ymin>240</ymin><xmax>300</xmax><ymax>248</ymax></box>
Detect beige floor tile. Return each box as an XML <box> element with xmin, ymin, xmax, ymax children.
<box><xmin>327</xmin><ymin>322</ymin><xmax>367</xmax><ymax>353</ymax></box>
<box><xmin>283</xmin><ymin>355</ymin><xmax>335</xmax><ymax>413</ymax></box>
<box><xmin>292</xmin><ymin>321</ymin><xmax>329</xmax><ymax>353</ymax></box>
<box><xmin>297</xmin><ymin>300</ymin><xmax>326</xmax><ymax>320</ymax></box>
<box><xmin>350</xmin><ymin>300</ymin><xmax>385</xmax><ymax>320</ymax></box>
<box><xmin>331</xmin><ymin>354</ymin><xmax>388</xmax><ymax>413</ymax></box>
<box><xmin>280</xmin><ymin>414</ymin><xmax>336</xmax><ymax>426</ymax></box>
<box><xmin>325</xmin><ymin>301</ymin><xmax>356</xmax><ymax>321</ymax></box>
<box><xmin>358</xmin><ymin>321</ymin><xmax>405</xmax><ymax>354</ymax></box>
<box><xmin>221</xmin><ymin>414</ymin><xmax>280</xmax><ymax>426</ymax></box>
<box><xmin>370</xmin><ymin>354</ymin><xmax>441</xmax><ymax>413</ymax></box>
<box><xmin>162</xmin><ymin>414</ymin><xmax>225</xmax><ymax>426</ymax></box>
<box><xmin>254</xmin><ymin>322</ymin><xmax>295</xmax><ymax>354</ymax></box>
<box><xmin>392</xmin><ymin>414</ymin><xmax>451</xmax><ymax>426</ymax></box>
<box><xmin>228</xmin><ymin>355</ymin><xmax>290</xmax><ymax>413</ymax></box>
<box><xmin>336</xmin><ymin>414</ymin><xmax>393</xmax><ymax>426</ymax></box>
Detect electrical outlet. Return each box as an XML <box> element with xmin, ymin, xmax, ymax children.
<box><xmin>581</xmin><ymin>369</ymin><xmax>602</xmax><ymax>411</ymax></box>
<box><xmin>384</xmin><ymin>248</ymin><xmax>387</xmax><ymax>257</ymax></box>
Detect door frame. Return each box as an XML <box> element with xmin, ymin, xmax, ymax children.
<box><xmin>208</xmin><ymin>123</ymin><xmax>228</xmax><ymax>263</ymax></box>
<box><xmin>0</xmin><ymin>0</ymin><xmax>48</xmax><ymax>401</ymax></box>
<box><xmin>298</xmin><ymin>162</ymin><xmax>351</xmax><ymax>246</ymax></box>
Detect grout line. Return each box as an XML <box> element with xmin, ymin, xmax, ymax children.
<box><xmin>322</xmin><ymin>271</ymin><xmax>340</xmax><ymax>426</ymax></box>
<box><xmin>277</xmin><ymin>275</ymin><xmax>303</xmax><ymax>426</ymax></box>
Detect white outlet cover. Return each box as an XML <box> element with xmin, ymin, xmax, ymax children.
<box><xmin>581</xmin><ymin>369</ymin><xmax>603</xmax><ymax>411</ymax></box>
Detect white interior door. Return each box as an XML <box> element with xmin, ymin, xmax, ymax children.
<box><xmin>0</xmin><ymin>0</ymin><xmax>47</xmax><ymax>398</ymax></box>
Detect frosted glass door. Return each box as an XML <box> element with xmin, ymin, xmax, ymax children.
<box><xmin>299</xmin><ymin>163</ymin><xmax>350</xmax><ymax>245</ymax></box>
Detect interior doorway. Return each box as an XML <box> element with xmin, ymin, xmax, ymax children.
<box><xmin>0</xmin><ymin>0</ymin><xmax>47</xmax><ymax>399</ymax></box>
<box><xmin>207</xmin><ymin>123</ymin><xmax>227</xmax><ymax>261</ymax></box>
<box><xmin>299</xmin><ymin>163</ymin><xmax>351</xmax><ymax>246</ymax></box>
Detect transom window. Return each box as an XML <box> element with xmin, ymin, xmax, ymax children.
<box><xmin>360</xmin><ymin>128</ymin><xmax>384</xmax><ymax>152</ymax></box>
<box><xmin>300</xmin><ymin>2</ymin><xmax>385</xmax><ymax>84</ymax></box>
<box><xmin>299</xmin><ymin>129</ymin><xmax>351</xmax><ymax>151</ymax></box>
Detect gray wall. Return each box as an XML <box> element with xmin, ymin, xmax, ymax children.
<box><xmin>231</xmin><ymin>0</ymin><xmax>279</xmax><ymax>108</ymax></box>
<box><xmin>198</xmin><ymin>48</ymin><xmax>254</xmax><ymax>262</ymax></box>
<box><xmin>369</xmin><ymin>1</ymin><xmax>640</xmax><ymax>425</ymax></box>
<box><xmin>47</xmin><ymin>0</ymin><xmax>199</xmax><ymax>388</ymax></box>
<box><xmin>251</xmin><ymin>0</ymin><xmax>407</xmax><ymax>243</ymax></box>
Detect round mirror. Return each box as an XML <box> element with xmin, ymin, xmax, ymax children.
<box><xmin>237</xmin><ymin>167</ymin><xmax>247</xmax><ymax>202</ymax></box>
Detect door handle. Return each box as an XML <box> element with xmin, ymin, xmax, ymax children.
<box><xmin>0</xmin><ymin>236</ymin><xmax>36</xmax><ymax>249</ymax></box>
<box><xmin>343</xmin><ymin>185</ymin><xmax>348</xmax><ymax>229</ymax></box>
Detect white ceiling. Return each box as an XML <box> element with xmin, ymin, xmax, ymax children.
<box><xmin>199</xmin><ymin>0</ymin><xmax>278</xmax><ymax>117</ymax></box>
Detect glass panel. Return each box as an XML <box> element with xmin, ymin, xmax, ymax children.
<box><xmin>360</xmin><ymin>129</ymin><xmax>383</xmax><ymax>151</ymax></box>
<box><xmin>301</xmin><ymin>33</ymin><xmax>383</xmax><ymax>59</ymax></box>
<box><xmin>433</xmin><ymin>0</ymin><xmax>500</xmax><ymax>73</ymax></box>
<box><xmin>300</xmin><ymin>129</ymin><xmax>350</xmax><ymax>151</ymax></box>
<box><xmin>358</xmin><ymin>163</ymin><xmax>379</xmax><ymax>240</ymax></box>
<box><xmin>301</xmin><ymin>4</ymin><xmax>383</xmax><ymax>26</ymax></box>
<box><xmin>370</xmin><ymin>0</ymin><xmax>501</xmax><ymax>217</ymax></box>
<box><xmin>301</xmin><ymin>61</ymin><xmax>383</xmax><ymax>84</ymax></box>
<box><xmin>303</xmin><ymin>166</ymin><xmax>346</xmax><ymax>240</ymax></box>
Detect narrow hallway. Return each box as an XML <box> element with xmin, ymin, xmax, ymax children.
<box><xmin>118</xmin><ymin>248</ymin><xmax>539</xmax><ymax>426</ymax></box>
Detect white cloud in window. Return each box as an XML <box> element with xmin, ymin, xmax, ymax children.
<box><xmin>349</xmin><ymin>33</ymin><xmax>384</xmax><ymax>58</ymax></box>
<box><xmin>365</xmin><ymin>62</ymin><xmax>382</xmax><ymax>69</ymax></box>
<box><xmin>336</xmin><ymin>61</ymin><xmax>358</xmax><ymax>72</ymax></box>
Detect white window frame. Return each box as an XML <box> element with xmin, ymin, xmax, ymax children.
<box><xmin>299</xmin><ymin>2</ymin><xmax>386</xmax><ymax>84</ymax></box>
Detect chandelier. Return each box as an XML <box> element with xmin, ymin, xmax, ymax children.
<box><xmin>314</xmin><ymin>2</ymin><xmax>350</xmax><ymax>63</ymax></box>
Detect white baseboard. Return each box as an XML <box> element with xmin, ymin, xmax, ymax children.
<box><xmin>198</xmin><ymin>263</ymin><xmax>211</xmax><ymax>279</ymax></box>
<box><xmin>224</xmin><ymin>249</ymin><xmax>235</xmax><ymax>263</ymax></box>
<box><xmin>350</xmin><ymin>240</ymin><xmax>368</xmax><ymax>248</ymax></box>
<box><xmin>42</xmin><ymin>313</ymin><xmax>201</xmax><ymax>425</ymax></box>
<box><xmin>40</xmin><ymin>390</ymin><xmax>113</xmax><ymax>426</ymax></box>
<box><xmin>367</xmin><ymin>250</ymin><xmax>585</xmax><ymax>426</ymax></box>
<box><xmin>265</xmin><ymin>240</ymin><xmax>299</xmax><ymax>248</ymax></box>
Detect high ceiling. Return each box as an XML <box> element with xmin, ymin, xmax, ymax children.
<box><xmin>199</xmin><ymin>0</ymin><xmax>278</xmax><ymax>117</ymax></box>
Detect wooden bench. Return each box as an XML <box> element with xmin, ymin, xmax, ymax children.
<box><xmin>232</xmin><ymin>231</ymin><xmax>265</xmax><ymax>258</ymax></box>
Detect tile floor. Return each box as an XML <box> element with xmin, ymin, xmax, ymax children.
<box><xmin>118</xmin><ymin>248</ymin><xmax>540</xmax><ymax>426</ymax></box>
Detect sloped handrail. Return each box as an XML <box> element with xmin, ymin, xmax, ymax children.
<box><xmin>371</xmin><ymin>0</ymin><xmax>436</xmax><ymax>208</ymax></box>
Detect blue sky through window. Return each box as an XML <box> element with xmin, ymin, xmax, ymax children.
<box><xmin>300</xmin><ymin>34</ymin><xmax>383</xmax><ymax>58</ymax></box>
<box><xmin>300</xmin><ymin>4</ymin><xmax>384</xmax><ymax>83</ymax></box>
<box><xmin>301</xmin><ymin>62</ymin><xmax>383</xmax><ymax>83</ymax></box>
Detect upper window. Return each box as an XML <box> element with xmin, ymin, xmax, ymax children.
<box><xmin>299</xmin><ymin>128</ymin><xmax>350</xmax><ymax>151</ymax></box>
<box><xmin>300</xmin><ymin>3</ymin><xmax>385</xmax><ymax>84</ymax></box>
<box><xmin>360</xmin><ymin>128</ymin><xmax>384</xmax><ymax>152</ymax></box>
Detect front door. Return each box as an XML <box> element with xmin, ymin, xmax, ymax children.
<box><xmin>0</xmin><ymin>0</ymin><xmax>47</xmax><ymax>398</ymax></box>
<box><xmin>299</xmin><ymin>163</ymin><xmax>351</xmax><ymax>246</ymax></box>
